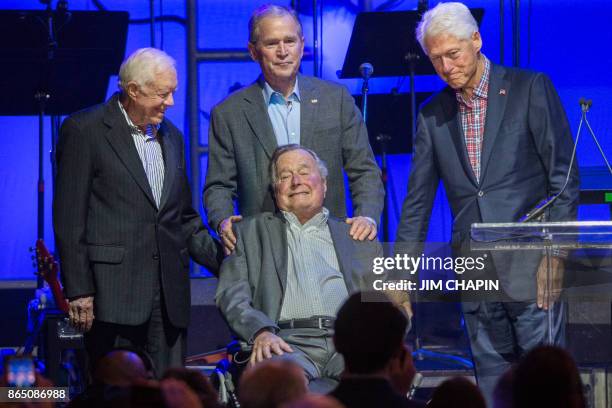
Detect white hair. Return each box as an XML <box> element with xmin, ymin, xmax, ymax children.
<box><xmin>118</xmin><ymin>48</ymin><xmax>176</xmax><ymax>91</ymax></box>
<box><xmin>416</xmin><ymin>2</ymin><xmax>479</xmax><ymax>52</ymax></box>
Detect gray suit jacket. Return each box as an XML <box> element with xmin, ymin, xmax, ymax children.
<box><xmin>396</xmin><ymin>64</ymin><xmax>579</xmax><ymax>301</ymax></box>
<box><xmin>53</xmin><ymin>94</ymin><xmax>222</xmax><ymax>328</ymax></box>
<box><xmin>204</xmin><ymin>75</ymin><xmax>384</xmax><ymax>231</ymax></box>
<box><xmin>215</xmin><ymin>212</ymin><xmax>382</xmax><ymax>342</ymax></box>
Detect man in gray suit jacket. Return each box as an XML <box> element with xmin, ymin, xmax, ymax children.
<box><xmin>53</xmin><ymin>48</ymin><xmax>221</xmax><ymax>377</ymax></box>
<box><xmin>216</xmin><ymin>145</ymin><xmax>398</xmax><ymax>393</ymax></box>
<box><xmin>204</xmin><ymin>4</ymin><xmax>383</xmax><ymax>254</ymax></box>
<box><xmin>395</xmin><ymin>3</ymin><xmax>578</xmax><ymax>404</ymax></box>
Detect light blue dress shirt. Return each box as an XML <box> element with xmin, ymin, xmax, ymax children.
<box><xmin>262</xmin><ymin>79</ymin><xmax>301</xmax><ymax>146</ymax></box>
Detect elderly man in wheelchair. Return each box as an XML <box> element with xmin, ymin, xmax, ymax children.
<box><xmin>215</xmin><ymin>145</ymin><xmax>410</xmax><ymax>393</ymax></box>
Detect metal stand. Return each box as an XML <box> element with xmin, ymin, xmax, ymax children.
<box><xmin>35</xmin><ymin>92</ymin><xmax>49</xmax><ymax>289</ymax></box>
<box><xmin>35</xmin><ymin>1</ymin><xmax>63</xmax><ymax>288</ymax></box>
<box><xmin>312</xmin><ymin>0</ymin><xmax>320</xmax><ymax>77</ymax></box>
<box><xmin>405</xmin><ymin>52</ymin><xmax>420</xmax><ymax>143</ymax></box>
<box><xmin>513</xmin><ymin>0</ymin><xmax>520</xmax><ymax>66</ymax></box>
<box><xmin>377</xmin><ymin>134</ymin><xmax>391</xmax><ymax>242</ymax></box>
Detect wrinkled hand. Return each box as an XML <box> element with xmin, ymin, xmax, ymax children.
<box><xmin>219</xmin><ymin>215</ymin><xmax>243</xmax><ymax>255</ymax></box>
<box><xmin>250</xmin><ymin>330</ymin><xmax>293</xmax><ymax>366</ymax></box>
<box><xmin>537</xmin><ymin>256</ymin><xmax>564</xmax><ymax>310</ymax></box>
<box><xmin>69</xmin><ymin>296</ymin><xmax>94</xmax><ymax>332</ymax></box>
<box><xmin>384</xmin><ymin>290</ymin><xmax>413</xmax><ymax>322</ymax></box>
<box><xmin>399</xmin><ymin>301</ymin><xmax>414</xmax><ymax>323</ymax></box>
<box><xmin>346</xmin><ymin>216</ymin><xmax>377</xmax><ymax>241</ymax></box>
<box><xmin>388</xmin><ymin>344</ymin><xmax>417</xmax><ymax>397</ymax></box>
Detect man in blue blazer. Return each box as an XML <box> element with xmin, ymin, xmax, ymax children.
<box><xmin>396</xmin><ymin>2</ymin><xmax>579</xmax><ymax>403</ymax></box>
<box><xmin>204</xmin><ymin>4</ymin><xmax>383</xmax><ymax>254</ymax></box>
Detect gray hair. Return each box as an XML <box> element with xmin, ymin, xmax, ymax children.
<box><xmin>118</xmin><ymin>48</ymin><xmax>176</xmax><ymax>91</ymax></box>
<box><xmin>270</xmin><ymin>144</ymin><xmax>328</xmax><ymax>186</ymax></box>
<box><xmin>416</xmin><ymin>2</ymin><xmax>479</xmax><ymax>52</ymax></box>
<box><xmin>248</xmin><ymin>4</ymin><xmax>303</xmax><ymax>44</ymax></box>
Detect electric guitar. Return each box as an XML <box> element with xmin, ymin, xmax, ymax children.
<box><xmin>32</xmin><ymin>239</ymin><xmax>69</xmax><ymax>313</ymax></box>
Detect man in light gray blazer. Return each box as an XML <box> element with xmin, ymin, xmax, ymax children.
<box><xmin>216</xmin><ymin>145</ymin><xmax>395</xmax><ymax>393</ymax></box>
<box><xmin>204</xmin><ymin>4</ymin><xmax>383</xmax><ymax>254</ymax></box>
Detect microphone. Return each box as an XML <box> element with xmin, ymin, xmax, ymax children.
<box><xmin>359</xmin><ymin>62</ymin><xmax>374</xmax><ymax>80</ymax></box>
<box><xmin>359</xmin><ymin>63</ymin><xmax>374</xmax><ymax>122</ymax></box>
<box><xmin>519</xmin><ymin>98</ymin><xmax>584</xmax><ymax>222</ymax></box>
<box><xmin>579</xmin><ymin>97</ymin><xmax>592</xmax><ymax>113</ymax></box>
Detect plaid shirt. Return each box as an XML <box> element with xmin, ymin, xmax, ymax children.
<box><xmin>456</xmin><ymin>56</ymin><xmax>490</xmax><ymax>182</ymax></box>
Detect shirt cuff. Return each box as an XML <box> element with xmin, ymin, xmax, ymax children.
<box><xmin>363</xmin><ymin>216</ymin><xmax>377</xmax><ymax>227</ymax></box>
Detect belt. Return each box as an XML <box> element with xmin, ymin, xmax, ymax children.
<box><xmin>277</xmin><ymin>316</ymin><xmax>335</xmax><ymax>330</ymax></box>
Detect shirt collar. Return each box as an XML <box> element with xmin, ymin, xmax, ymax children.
<box><xmin>455</xmin><ymin>54</ymin><xmax>490</xmax><ymax>105</ymax></box>
<box><xmin>117</xmin><ymin>98</ymin><xmax>160</xmax><ymax>135</ymax></box>
<box><xmin>262</xmin><ymin>77</ymin><xmax>301</xmax><ymax>105</ymax></box>
<box><xmin>282</xmin><ymin>207</ymin><xmax>329</xmax><ymax>229</ymax></box>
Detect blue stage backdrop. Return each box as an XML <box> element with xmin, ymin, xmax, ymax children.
<box><xmin>0</xmin><ymin>0</ymin><xmax>610</xmax><ymax>280</ymax></box>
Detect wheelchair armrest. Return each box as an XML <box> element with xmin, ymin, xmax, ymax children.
<box><xmin>226</xmin><ymin>340</ymin><xmax>252</xmax><ymax>366</ymax></box>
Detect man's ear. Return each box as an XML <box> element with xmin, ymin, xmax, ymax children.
<box><xmin>271</xmin><ymin>178</ymin><xmax>280</xmax><ymax>195</ymax></box>
<box><xmin>471</xmin><ymin>31</ymin><xmax>482</xmax><ymax>53</ymax></box>
<box><xmin>298</xmin><ymin>36</ymin><xmax>305</xmax><ymax>58</ymax></box>
<box><xmin>323</xmin><ymin>178</ymin><xmax>327</xmax><ymax>198</ymax></box>
<box><xmin>248</xmin><ymin>41</ymin><xmax>259</xmax><ymax>62</ymax></box>
<box><xmin>126</xmin><ymin>81</ymin><xmax>139</xmax><ymax>99</ymax></box>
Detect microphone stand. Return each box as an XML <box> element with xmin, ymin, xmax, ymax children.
<box><xmin>377</xmin><ymin>134</ymin><xmax>391</xmax><ymax>242</ymax></box>
<box><xmin>404</xmin><ymin>52</ymin><xmax>420</xmax><ymax>143</ymax></box>
<box><xmin>34</xmin><ymin>1</ymin><xmax>59</xmax><ymax>289</ymax></box>
<box><xmin>521</xmin><ymin>99</ymin><xmax>611</xmax><ymax>223</ymax></box>
<box><xmin>581</xmin><ymin>99</ymin><xmax>612</xmax><ymax>176</ymax></box>
<box><xmin>359</xmin><ymin>63</ymin><xmax>389</xmax><ymax>240</ymax></box>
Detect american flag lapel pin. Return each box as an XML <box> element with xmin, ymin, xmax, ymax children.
<box><xmin>499</xmin><ymin>89</ymin><xmax>506</xmax><ymax>96</ymax></box>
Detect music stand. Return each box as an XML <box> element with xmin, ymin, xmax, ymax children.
<box><xmin>0</xmin><ymin>10</ymin><xmax>129</xmax><ymax>115</ymax></box>
<box><xmin>353</xmin><ymin>92</ymin><xmax>434</xmax><ymax>156</ymax></box>
<box><xmin>0</xmin><ymin>9</ymin><xmax>128</xmax><ymax>287</ymax></box>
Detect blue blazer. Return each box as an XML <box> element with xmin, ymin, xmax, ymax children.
<box><xmin>396</xmin><ymin>63</ymin><xmax>579</xmax><ymax>300</ymax></box>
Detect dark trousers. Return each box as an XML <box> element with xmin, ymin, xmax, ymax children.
<box><xmin>463</xmin><ymin>301</ymin><xmax>566</xmax><ymax>407</ymax></box>
<box><xmin>85</xmin><ymin>288</ymin><xmax>185</xmax><ymax>379</ymax></box>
